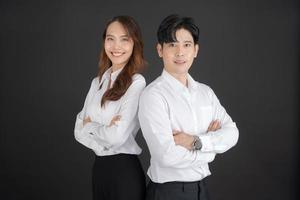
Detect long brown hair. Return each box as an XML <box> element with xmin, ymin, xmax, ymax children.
<box><xmin>98</xmin><ymin>16</ymin><xmax>146</xmax><ymax>107</ymax></box>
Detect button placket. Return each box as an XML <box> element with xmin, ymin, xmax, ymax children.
<box><xmin>183</xmin><ymin>90</ymin><xmax>198</xmax><ymax>134</ymax></box>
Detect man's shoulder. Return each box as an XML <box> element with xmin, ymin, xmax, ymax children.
<box><xmin>140</xmin><ymin>76</ymin><xmax>167</xmax><ymax>99</ymax></box>
<box><xmin>194</xmin><ymin>81</ymin><xmax>212</xmax><ymax>92</ymax></box>
<box><xmin>144</xmin><ymin>76</ymin><xmax>165</xmax><ymax>92</ymax></box>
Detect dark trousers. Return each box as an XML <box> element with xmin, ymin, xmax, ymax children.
<box><xmin>145</xmin><ymin>179</ymin><xmax>210</xmax><ymax>200</ymax></box>
<box><xmin>92</xmin><ymin>154</ymin><xmax>146</xmax><ymax>200</ymax></box>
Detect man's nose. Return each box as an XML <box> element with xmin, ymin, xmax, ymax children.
<box><xmin>175</xmin><ymin>46</ymin><xmax>184</xmax><ymax>57</ymax></box>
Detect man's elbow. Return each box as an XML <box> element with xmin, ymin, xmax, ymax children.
<box><xmin>215</xmin><ymin>127</ymin><xmax>239</xmax><ymax>154</ymax></box>
<box><xmin>232</xmin><ymin>126</ymin><xmax>239</xmax><ymax>147</ymax></box>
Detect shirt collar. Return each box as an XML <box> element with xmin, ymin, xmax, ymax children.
<box><xmin>102</xmin><ymin>66</ymin><xmax>124</xmax><ymax>82</ymax></box>
<box><xmin>161</xmin><ymin>69</ymin><xmax>198</xmax><ymax>93</ymax></box>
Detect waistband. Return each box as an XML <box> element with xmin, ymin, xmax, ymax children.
<box><xmin>149</xmin><ymin>179</ymin><xmax>206</xmax><ymax>191</ymax></box>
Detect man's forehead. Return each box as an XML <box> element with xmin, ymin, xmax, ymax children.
<box><xmin>175</xmin><ymin>29</ymin><xmax>194</xmax><ymax>39</ymax></box>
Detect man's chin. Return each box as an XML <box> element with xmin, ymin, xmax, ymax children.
<box><xmin>175</xmin><ymin>69</ymin><xmax>189</xmax><ymax>75</ymax></box>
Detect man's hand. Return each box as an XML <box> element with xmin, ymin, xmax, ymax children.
<box><xmin>108</xmin><ymin>115</ymin><xmax>121</xmax><ymax>127</ymax></box>
<box><xmin>173</xmin><ymin>130</ymin><xmax>194</xmax><ymax>150</ymax></box>
<box><xmin>83</xmin><ymin>116</ymin><xmax>91</xmax><ymax>126</ymax></box>
<box><xmin>206</xmin><ymin>120</ymin><xmax>221</xmax><ymax>133</ymax></box>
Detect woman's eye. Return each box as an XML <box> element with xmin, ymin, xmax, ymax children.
<box><xmin>184</xmin><ymin>43</ymin><xmax>191</xmax><ymax>47</ymax></box>
<box><xmin>168</xmin><ymin>43</ymin><xmax>176</xmax><ymax>47</ymax></box>
<box><xmin>106</xmin><ymin>37</ymin><xmax>113</xmax><ymax>41</ymax></box>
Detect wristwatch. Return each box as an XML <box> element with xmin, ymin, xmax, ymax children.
<box><xmin>192</xmin><ymin>136</ymin><xmax>202</xmax><ymax>151</ymax></box>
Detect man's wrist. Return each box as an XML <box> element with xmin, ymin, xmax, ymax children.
<box><xmin>192</xmin><ymin>135</ymin><xmax>202</xmax><ymax>151</ymax></box>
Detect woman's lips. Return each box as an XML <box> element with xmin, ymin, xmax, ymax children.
<box><xmin>111</xmin><ymin>52</ymin><xmax>125</xmax><ymax>57</ymax></box>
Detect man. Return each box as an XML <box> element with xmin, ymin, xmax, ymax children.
<box><xmin>138</xmin><ymin>14</ymin><xmax>239</xmax><ymax>200</ymax></box>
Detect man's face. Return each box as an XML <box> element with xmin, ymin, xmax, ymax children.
<box><xmin>157</xmin><ymin>28</ymin><xmax>199</xmax><ymax>75</ymax></box>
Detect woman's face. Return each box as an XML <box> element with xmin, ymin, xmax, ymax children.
<box><xmin>104</xmin><ymin>21</ymin><xmax>134</xmax><ymax>70</ymax></box>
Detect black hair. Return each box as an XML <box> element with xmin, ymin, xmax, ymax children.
<box><xmin>157</xmin><ymin>14</ymin><xmax>199</xmax><ymax>45</ymax></box>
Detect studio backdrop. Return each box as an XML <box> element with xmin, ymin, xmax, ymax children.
<box><xmin>0</xmin><ymin>0</ymin><xmax>299</xmax><ymax>200</ymax></box>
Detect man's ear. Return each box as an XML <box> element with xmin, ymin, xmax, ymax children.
<box><xmin>157</xmin><ymin>43</ymin><xmax>163</xmax><ymax>57</ymax></box>
<box><xmin>194</xmin><ymin>44</ymin><xmax>199</xmax><ymax>58</ymax></box>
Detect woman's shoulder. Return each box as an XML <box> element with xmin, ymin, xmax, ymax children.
<box><xmin>132</xmin><ymin>73</ymin><xmax>146</xmax><ymax>83</ymax></box>
<box><xmin>89</xmin><ymin>76</ymin><xmax>101</xmax><ymax>89</ymax></box>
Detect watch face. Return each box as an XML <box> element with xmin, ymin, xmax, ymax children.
<box><xmin>195</xmin><ymin>139</ymin><xmax>202</xmax><ymax>150</ymax></box>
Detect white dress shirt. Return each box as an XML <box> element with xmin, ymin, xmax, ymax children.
<box><xmin>74</xmin><ymin>67</ymin><xmax>146</xmax><ymax>156</ymax></box>
<box><xmin>138</xmin><ymin>69</ymin><xmax>239</xmax><ymax>183</ymax></box>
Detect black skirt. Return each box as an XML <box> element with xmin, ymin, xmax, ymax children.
<box><xmin>92</xmin><ymin>154</ymin><xmax>146</xmax><ymax>200</ymax></box>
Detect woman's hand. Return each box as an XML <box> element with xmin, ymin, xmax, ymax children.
<box><xmin>108</xmin><ymin>115</ymin><xmax>121</xmax><ymax>127</ymax></box>
<box><xmin>83</xmin><ymin>116</ymin><xmax>91</xmax><ymax>126</ymax></box>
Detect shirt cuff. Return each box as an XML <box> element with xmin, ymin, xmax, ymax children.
<box><xmin>82</xmin><ymin>121</ymin><xmax>102</xmax><ymax>136</ymax></box>
<box><xmin>82</xmin><ymin>122</ymin><xmax>111</xmax><ymax>148</ymax></box>
<box><xmin>199</xmin><ymin>134</ymin><xmax>214</xmax><ymax>152</ymax></box>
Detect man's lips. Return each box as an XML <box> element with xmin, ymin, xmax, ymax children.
<box><xmin>174</xmin><ymin>60</ymin><xmax>186</xmax><ymax>64</ymax></box>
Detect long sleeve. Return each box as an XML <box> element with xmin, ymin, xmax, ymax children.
<box><xmin>199</xmin><ymin>87</ymin><xmax>239</xmax><ymax>154</ymax></box>
<box><xmin>80</xmin><ymin>77</ymin><xmax>146</xmax><ymax>151</ymax></box>
<box><xmin>138</xmin><ymin>90</ymin><xmax>216</xmax><ymax>169</ymax></box>
<box><xmin>74</xmin><ymin>78</ymin><xmax>104</xmax><ymax>152</ymax></box>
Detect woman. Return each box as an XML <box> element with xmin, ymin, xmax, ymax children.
<box><xmin>74</xmin><ymin>16</ymin><xmax>146</xmax><ymax>200</ymax></box>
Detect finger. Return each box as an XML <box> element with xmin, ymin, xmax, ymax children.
<box><xmin>114</xmin><ymin>115</ymin><xmax>121</xmax><ymax>120</ymax></box>
<box><xmin>207</xmin><ymin>120</ymin><xmax>216</xmax><ymax>132</ymax></box>
<box><xmin>210</xmin><ymin>121</ymin><xmax>219</xmax><ymax>131</ymax></box>
<box><xmin>212</xmin><ymin>120</ymin><xmax>222</xmax><ymax>131</ymax></box>
<box><xmin>213</xmin><ymin>121</ymin><xmax>221</xmax><ymax>131</ymax></box>
<box><xmin>111</xmin><ymin>115</ymin><xmax>121</xmax><ymax>123</ymax></box>
<box><xmin>85</xmin><ymin>117</ymin><xmax>91</xmax><ymax>123</ymax></box>
<box><xmin>173</xmin><ymin>130</ymin><xmax>180</xmax><ymax>135</ymax></box>
<box><xmin>173</xmin><ymin>135</ymin><xmax>178</xmax><ymax>143</ymax></box>
<box><xmin>173</xmin><ymin>136</ymin><xmax>181</xmax><ymax>145</ymax></box>
<box><xmin>109</xmin><ymin>120</ymin><xmax>118</xmax><ymax>127</ymax></box>
<box><xmin>216</xmin><ymin>121</ymin><xmax>221</xmax><ymax>130</ymax></box>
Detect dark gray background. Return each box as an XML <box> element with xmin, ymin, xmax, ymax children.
<box><xmin>0</xmin><ymin>0</ymin><xmax>299</xmax><ymax>199</ymax></box>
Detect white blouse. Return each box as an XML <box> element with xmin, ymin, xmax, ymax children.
<box><xmin>74</xmin><ymin>67</ymin><xmax>146</xmax><ymax>156</ymax></box>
